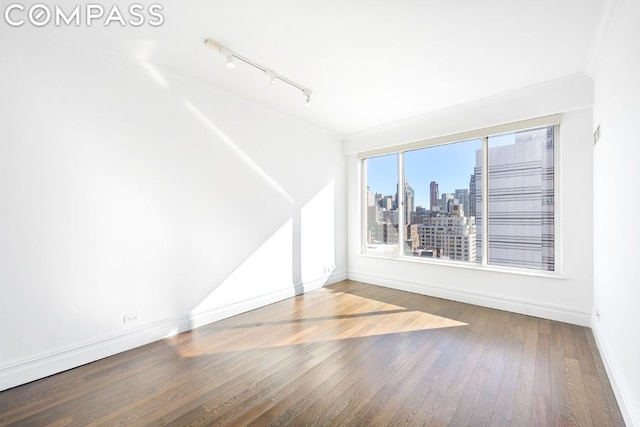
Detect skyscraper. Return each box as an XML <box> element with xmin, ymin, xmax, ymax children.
<box><xmin>429</xmin><ymin>181</ymin><xmax>439</xmax><ymax>211</ymax></box>
<box><xmin>441</xmin><ymin>193</ymin><xmax>455</xmax><ymax>213</ymax></box>
<box><xmin>475</xmin><ymin>126</ymin><xmax>555</xmax><ymax>270</ymax></box>
<box><xmin>468</xmin><ymin>174</ymin><xmax>476</xmax><ymax>218</ymax></box>
<box><xmin>397</xmin><ymin>179</ymin><xmax>415</xmax><ymax>225</ymax></box>
<box><xmin>454</xmin><ymin>188</ymin><xmax>470</xmax><ymax>216</ymax></box>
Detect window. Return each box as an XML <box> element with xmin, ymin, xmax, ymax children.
<box><xmin>484</xmin><ymin>126</ymin><xmax>555</xmax><ymax>271</ymax></box>
<box><xmin>361</xmin><ymin>119</ymin><xmax>557</xmax><ymax>273</ymax></box>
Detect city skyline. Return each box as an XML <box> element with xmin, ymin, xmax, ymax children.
<box><xmin>367</xmin><ymin>133</ymin><xmax>516</xmax><ymax>209</ymax></box>
<box><xmin>366</xmin><ymin>139</ymin><xmax>480</xmax><ymax>209</ymax></box>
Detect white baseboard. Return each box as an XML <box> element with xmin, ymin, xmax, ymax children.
<box><xmin>591</xmin><ymin>320</ymin><xmax>639</xmax><ymax>427</ymax></box>
<box><xmin>0</xmin><ymin>313</ymin><xmax>193</xmax><ymax>392</ymax></box>
<box><xmin>326</xmin><ymin>270</ymin><xmax>348</xmax><ymax>286</ymax></box>
<box><xmin>0</xmin><ymin>273</ymin><xmax>347</xmax><ymax>392</ymax></box>
<box><xmin>347</xmin><ymin>272</ymin><xmax>591</xmax><ymax>326</ymax></box>
<box><xmin>188</xmin><ymin>271</ymin><xmax>346</xmax><ymax>330</ymax></box>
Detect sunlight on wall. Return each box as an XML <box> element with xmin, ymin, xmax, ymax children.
<box><xmin>183</xmin><ymin>100</ymin><xmax>294</xmax><ymax>202</ymax></box>
<box><xmin>132</xmin><ymin>39</ymin><xmax>170</xmax><ymax>89</ymax></box>
<box><xmin>139</xmin><ymin>61</ymin><xmax>170</xmax><ymax>89</ymax></box>
<box><xmin>301</xmin><ymin>181</ymin><xmax>335</xmax><ymax>283</ymax></box>
<box><xmin>191</xmin><ymin>219</ymin><xmax>294</xmax><ymax>315</ymax></box>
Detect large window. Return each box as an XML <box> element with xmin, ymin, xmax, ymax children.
<box><xmin>362</xmin><ymin>121</ymin><xmax>557</xmax><ymax>272</ymax></box>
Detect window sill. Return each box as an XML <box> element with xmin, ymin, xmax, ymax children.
<box><xmin>358</xmin><ymin>252</ymin><xmax>566</xmax><ymax>280</ymax></box>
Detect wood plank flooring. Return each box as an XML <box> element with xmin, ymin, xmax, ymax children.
<box><xmin>0</xmin><ymin>280</ymin><xmax>625</xmax><ymax>426</ymax></box>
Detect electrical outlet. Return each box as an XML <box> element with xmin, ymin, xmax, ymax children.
<box><xmin>323</xmin><ymin>265</ymin><xmax>336</xmax><ymax>275</ymax></box>
<box><xmin>123</xmin><ymin>312</ymin><xmax>140</xmax><ymax>324</ymax></box>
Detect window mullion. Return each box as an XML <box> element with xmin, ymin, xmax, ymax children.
<box><xmin>398</xmin><ymin>152</ymin><xmax>405</xmax><ymax>256</ymax></box>
<box><xmin>361</xmin><ymin>159</ymin><xmax>368</xmax><ymax>255</ymax></box>
<box><xmin>482</xmin><ymin>136</ymin><xmax>489</xmax><ymax>265</ymax></box>
<box><xmin>553</xmin><ymin>124</ymin><xmax>560</xmax><ymax>274</ymax></box>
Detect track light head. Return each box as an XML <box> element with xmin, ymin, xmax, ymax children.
<box><xmin>265</xmin><ymin>70</ymin><xmax>276</xmax><ymax>85</ymax></box>
<box><xmin>303</xmin><ymin>89</ymin><xmax>311</xmax><ymax>106</ymax></box>
<box><xmin>226</xmin><ymin>54</ymin><xmax>235</xmax><ymax>69</ymax></box>
<box><xmin>220</xmin><ymin>47</ymin><xmax>235</xmax><ymax>68</ymax></box>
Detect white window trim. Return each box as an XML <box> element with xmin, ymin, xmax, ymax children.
<box><xmin>360</xmin><ymin>115</ymin><xmax>562</xmax><ymax>277</ymax></box>
<box><xmin>357</xmin><ymin>114</ymin><xmax>560</xmax><ymax>160</ymax></box>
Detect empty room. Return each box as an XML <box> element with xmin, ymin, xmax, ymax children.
<box><xmin>0</xmin><ymin>0</ymin><xmax>638</xmax><ymax>426</ymax></box>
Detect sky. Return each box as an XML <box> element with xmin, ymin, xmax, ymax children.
<box><xmin>366</xmin><ymin>139</ymin><xmax>479</xmax><ymax>208</ymax></box>
<box><xmin>366</xmin><ymin>132</ymin><xmax>520</xmax><ymax>208</ymax></box>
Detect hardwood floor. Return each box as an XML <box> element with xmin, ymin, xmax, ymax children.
<box><xmin>0</xmin><ymin>280</ymin><xmax>625</xmax><ymax>426</ymax></box>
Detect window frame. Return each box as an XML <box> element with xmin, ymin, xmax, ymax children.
<box><xmin>360</xmin><ymin>114</ymin><xmax>562</xmax><ymax>276</ymax></box>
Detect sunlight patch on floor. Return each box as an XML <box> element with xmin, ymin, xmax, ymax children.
<box><xmin>176</xmin><ymin>291</ymin><xmax>468</xmax><ymax>358</ymax></box>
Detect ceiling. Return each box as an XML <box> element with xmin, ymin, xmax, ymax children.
<box><xmin>2</xmin><ymin>0</ymin><xmax>604</xmax><ymax>135</ymax></box>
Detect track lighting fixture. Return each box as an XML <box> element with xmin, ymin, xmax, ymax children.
<box><xmin>205</xmin><ymin>37</ymin><xmax>312</xmax><ymax>106</ymax></box>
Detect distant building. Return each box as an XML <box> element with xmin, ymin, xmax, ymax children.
<box><xmin>366</xmin><ymin>189</ymin><xmax>378</xmax><ymax>229</ymax></box>
<box><xmin>417</xmin><ymin>204</ymin><xmax>477</xmax><ymax>261</ymax></box>
<box><xmin>468</xmin><ymin>174</ymin><xmax>476</xmax><ymax>218</ymax></box>
<box><xmin>367</xmin><ymin>188</ymin><xmax>398</xmax><ymax>252</ymax></box>
<box><xmin>368</xmin><ymin>222</ymin><xmax>399</xmax><ymax>247</ymax></box>
<box><xmin>455</xmin><ymin>189</ymin><xmax>470</xmax><ymax>217</ymax></box>
<box><xmin>380</xmin><ymin>195</ymin><xmax>394</xmax><ymax>210</ymax></box>
<box><xmin>397</xmin><ymin>179</ymin><xmax>415</xmax><ymax>225</ymax></box>
<box><xmin>441</xmin><ymin>193</ymin><xmax>455</xmax><ymax>213</ymax></box>
<box><xmin>406</xmin><ymin>224</ymin><xmax>420</xmax><ymax>252</ymax></box>
<box><xmin>429</xmin><ymin>181</ymin><xmax>439</xmax><ymax>211</ymax></box>
<box><xmin>475</xmin><ymin>126</ymin><xmax>554</xmax><ymax>270</ymax></box>
<box><xmin>411</xmin><ymin>206</ymin><xmax>427</xmax><ymax>224</ymax></box>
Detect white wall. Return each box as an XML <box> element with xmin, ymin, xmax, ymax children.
<box><xmin>592</xmin><ymin>0</ymin><xmax>640</xmax><ymax>424</ymax></box>
<box><xmin>345</xmin><ymin>75</ymin><xmax>595</xmax><ymax>326</ymax></box>
<box><xmin>0</xmin><ymin>34</ymin><xmax>346</xmax><ymax>391</ymax></box>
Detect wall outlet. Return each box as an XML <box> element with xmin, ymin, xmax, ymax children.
<box><xmin>123</xmin><ymin>312</ymin><xmax>140</xmax><ymax>324</ymax></box>
<box><xmin>323</xmin><ymin>265</ymin><xmax>336</xmax><ymax>274</ymax></box>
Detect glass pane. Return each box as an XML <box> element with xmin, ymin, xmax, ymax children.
<box><xmin>404</xmin><ymin>139</ymin><xmax>481</xmax><ymax>263</ymax></box>
<box><xmin>486</xmin><ymin>126</ymin><xmax>554</xmax><ymax>271</ymax></box>
<box><xmin>365</xmin><ymin>154</ymin><xmax>399</xmax><ymax>254</ymax></box>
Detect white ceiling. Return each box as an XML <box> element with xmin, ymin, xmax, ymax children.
<box><xmin>2</xmin><ymin>0</ymin><xmax>604</xmax><ymax>135</ymax></box>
